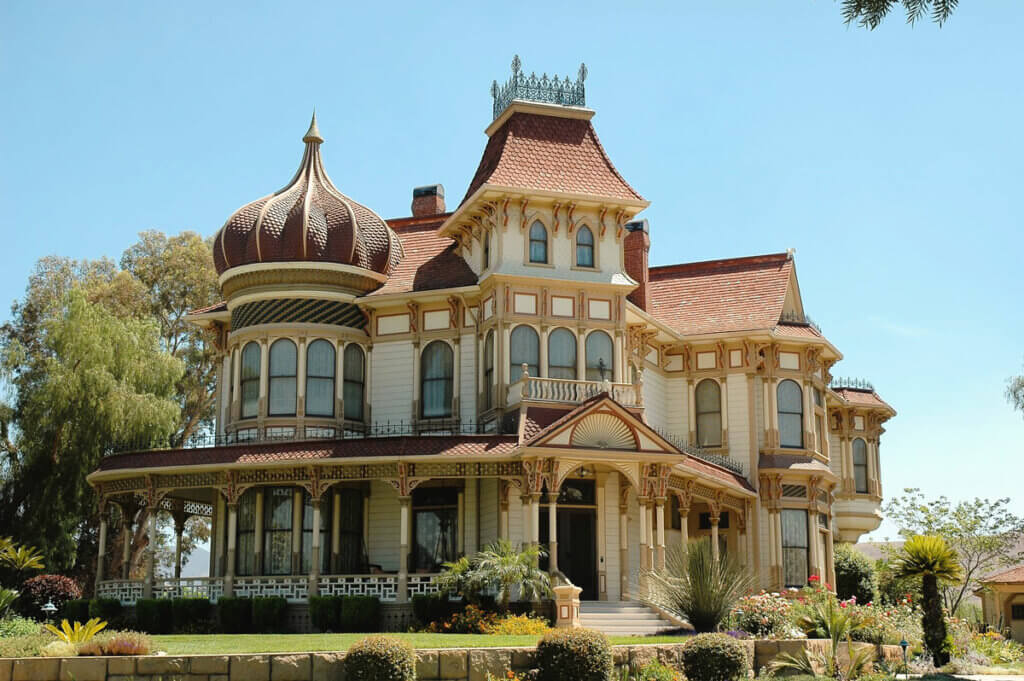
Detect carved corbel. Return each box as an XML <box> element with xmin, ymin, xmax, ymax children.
<box><xmin>566</xmin><ymin>203</ymin><xmax>577</xmax><ymax>234</ymax></box>
<box><xmin>447</xmin><ymin>297</ymin><xmax>460</xmax><ymax>329</ymax></box>
<box><xmin>519</xmin><ymin>198</ymin><xmax>529</xmax><ymax>232</ymax></box>
<box><xmin>598</xmin><ymin>206</ymin><xmax>609</xmax><ymax>238</ymax></box>
<box><xmin>407</xmin><ymin>302</ymin><xmax>419</xmax><ymax>334</ymax></box>
<box><xmin>551</xmin><ymin>202</ymin><xmax>561</xmax><ymax>235</ymax></box>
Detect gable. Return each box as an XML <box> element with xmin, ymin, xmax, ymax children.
<box><xmin>523</xmin><ymin>395</ymin><xmax>681</xmax><ymax>456</ymax></box>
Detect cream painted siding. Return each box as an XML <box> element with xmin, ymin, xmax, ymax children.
<box><xmin>642</xmin><ymin>368</ymin><xmax>667</xmax><ymax>432</ymax></box>
<box><xmin>460</xmin><ymin>334</ymin><xmax>476</xmax><ymax>422</ymax></box>
<box><xmin>829</xmin><ymin>433</ymin><xmax>843</xmax><ymax>479</ymax></box>
<box><xmin>367</xmin><ymin>480</ymin><xmax>400</xmax><ymax>572</ymax></box>
<box><xmin>508</xmin><ymin>492</ymin><xmax>524</xmax><ymax>547</ymax></box>
<box><xmin>478</xmin><ymin>479</ymin><xmax>499</xmax><ymax>547</ymax></box>
<box><xmin>370</xmin><ymin>341</ymin><xmax>414</xmax><ymax>424</ymax></box>
<box><xmin>726</xmin><ymin>374</ymin><xmax>749</xmax><ymax>476</ymax></box>
<box><xmin>665</xmin><ymin>376</ymin><xmax>686</xmax><ymax>441</ymax></box>
<box><xmin>754</xmin><ymin>377</ymin><xmax>766</xmax><ymax>449</ymax></box>
<box><xmin>758</xmin><ymin>506</ymin><xmax>773</xmax><ymax>590</ymax></box>
<box><xmin>603</xmin><ymin>473</ymin><xmax>621</xmax><ymax>601</ymax></box>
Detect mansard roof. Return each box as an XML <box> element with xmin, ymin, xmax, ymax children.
<box><xmin>647</xmin><ymin>253</ymin><xmax>794</xmax><ymax>335</ymax></box>
<box><xmin>461</xmin><ymin>108</ymin><xmax>644</xmax><ymax>206</ymax></box>
<box><xmin>365</xmin><ymin>215</ymin><xmax>477</xmax><ymax>298</ymax></box>
<box><xmin>833</xmin><ymin>387</ymin><xmax>895</xmax><ymax>414</ymax></box>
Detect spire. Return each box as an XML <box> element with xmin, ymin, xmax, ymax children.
<box><xmin>303</xmin><ymin>110</ymin><xmax>323</xmax><ymax>144</ymax></box>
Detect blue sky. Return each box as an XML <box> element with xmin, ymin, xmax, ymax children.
<box><xmin>2</xmin><ymin>1</ymin><xmax>1021</xmax><ymax>540</ymax></box>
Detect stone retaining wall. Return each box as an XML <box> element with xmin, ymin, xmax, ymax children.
<box><xmin>0</xmin><ymin>640</ymin><xmax>905</xmax><ymax>681</ymax></box>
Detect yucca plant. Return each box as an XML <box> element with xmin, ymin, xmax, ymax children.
<box><xmin>45</xmin><ymin>617</ymin><xmax>107</xmax><ymax>644</ymax></box>
<box><xmin>775</xmin><ymin>596</ymin><xmax>873</xmax><ymax>679</ymax></box>
<box><xmin>473</xmin><ymin>539</ymin><xmax>551</xmax><ymax>611</ymax></box>
<box><xmin>893</xmin><ymin>535</ymin><xmax>961</xmax><ymax>666</ymax></box>
<box><xmin>433</xmin><ymin>556</ymin><xmax>482</xmax><ymax>603</ymax></box>
<box><xmin>640</xmin><ymin>538</ymin><xmax>752</xmax><ymax>632</ymax></box>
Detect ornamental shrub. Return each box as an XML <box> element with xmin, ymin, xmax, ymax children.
<box><xmin>633</xmin><ymin>660</ymin><xmax>681</xmax><ymax>681</ymax></box>
<box><xmin>252</xmin><ymin>596</ymin><xmax>288</xmax><ymax>633</ymax></box>
<box><xmin>216</xmin><ymin>596</ymin><xmax>252</xmax><ymax>633</ymax></box>
<box><xmin>340</xmin><ymin>595</ymin><xmax>380</xmax><ymax>632</ymax></box>
<box><xmin>483</xmin><ymin>612</ymin><xmax>550</xmax><ymax>635</ymax></box>
<box><xmin>171</xmin><ymin>597</ymin><xmax>213</xmax><ymax>633</ymax></box>
<box><xmin>60</xmin><ymin>599</ymin><xmax>90</xmax><ymax>625</ymax></box>
<box><xmin>17</xmin><ymin>574</ymin><xmax>82</xmax><ymax>618</ymax></box>
<box><xmin>134</xmin><ymin>598</ymin><xmax>172</xmax><ymax>634</ymax></box>
<box><xmin>412</xmin><ymin>592</ymin><xmax>460</xmax><ymax>627</ymax></box>
<box><xmin>680</xmin><ymin>633</ymin><xmax>749</xmax><ymax>681</ymax></box>
<box><xmin>834</xmin><ymin>543</ymin><xmax>877</xmax><ymax>605</ymax></box>
<box><xmin>0</xmin><ymin>615</ymin><xmax>41</xmax><ymax>637</ymax></box>
<box><xmin>344</xmin><ymin>635</ymin><xmax>415</xmax><ymax>681</ymax></box>
<box><xmin>535</xmin><ymin>628</ymin><xmax>614</xmax><ymax>681</ymax></box>
<box><xmin>310</xmin><ymin>595</ymin><xmax>342</xmax><ymax>632</ymax></box>
<box><xmin>88</xmin><ymin>598</ymin><xmax>126</xmax><ymax>630</ymax></box>
<box><xmin>727</xmin><ymin>591</ymin><xmax>793</xmax><ymax>638</ymax></box>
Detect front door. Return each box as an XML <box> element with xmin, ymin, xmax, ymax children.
<box><xmin>558</xmin><ymin>507</ymin><xmax>597</xmax><ymax>600</ymax></box>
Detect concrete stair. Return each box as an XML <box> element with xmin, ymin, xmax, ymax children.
<box><xmin>578</xmin><ymin>601</ymin><xmax>678</xmax><ymax>636</ymax></box>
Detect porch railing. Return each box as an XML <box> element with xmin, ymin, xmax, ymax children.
<box><xmin>96</xmin><ymin>574</ymin><xmax>441</xmax><ymax>605</ymax></box>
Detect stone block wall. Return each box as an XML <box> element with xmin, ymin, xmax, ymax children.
<box><xmin>0</xmin><ymin>640</ymin><xmax>906</xmax><ymax>681</ymax></box>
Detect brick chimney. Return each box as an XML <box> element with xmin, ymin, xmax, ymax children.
<box><xmin>624</xmin><ymin>219</ymin><xmax>651</xmax><ymax>311</ymax></box>
<box><xmin>411</xmin><ymin>184</ymin><xmax>445</xmax><ymax>217</ymax></box>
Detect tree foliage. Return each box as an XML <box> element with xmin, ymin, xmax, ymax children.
<box><xmin>1007</xmin><ymin>359</ymin><xmax>1024</xmax><ymax>418</ymax></box>
<box><xmin>834</xmin><ymin>542</ymin><xmax>877</xmax><ymax>604</ymax></box>
<box><xmin>840</xmin><ymin>0</ymin><xmax>959</xmax><ymax>30</ymax></box>
<box><xmin>893</xmin><ymin>535</ymin><xmax>961</xmax><ymax>666</ymax></box>
<box><xmin>884</xmin><ymin>487</ymin><xmax>1024</xmax><ymax>613</ymax></box>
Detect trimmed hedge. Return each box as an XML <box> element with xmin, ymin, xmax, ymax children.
<box><xmin>535</xmin><ymin>628</ymin><xmax>613</xmax><ymax>681</ymax></box>
<box><xmin>171</xmin><ymin>598</ymin><xmax>212</xmax><ymax>633</ymax></box>
<box><xmin>135</xmin><ymin>598</ymin><xmax>173</xmax><ymax>634</ymax></box>
<box><xmin>681</xmin><ymin>633</ymin><xmax>749</xmax><ymax>681</ymax></box>
<box><xmin>217</xmin><ymin>597</ymin><xmax>252</xmax><ymax>634</ymax></box>
<box><xmin>341</xmin><ymin>595</ymin><xmax>380</xmax><ymax>633</ymax></box>
<box><xmin>310</xmin><ymin>595</ymin><xmax>342</xmax><ymax>632</ymax></box>
<box><xmin>252</xmin><ymin>596</ymin><xmax>288</xmax><ymax>633</ymax></box>
<box><xmin>412</xmin><ymin>593</ymin><xmax>459</xmax><ymax>628</ymax></box>
<box><xmin>88</xmin><ymin>598</ymin><xmax>126</xmax><ymax>629</ymax></box>
<box><xmin>345</xmin><ymin>635</ymin><xmax>415</xmax><ymax>681</ymax></box>
<box><xmin>60</xmin><ymin>599</ymin><xmax>90</xmax><ymax>624</ymax></box>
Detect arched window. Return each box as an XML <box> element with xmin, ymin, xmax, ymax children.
<box><xmin>576</xmin><ymin>226</ymin><xmax>594</xmax><ymax>267</ymax></box>
<box><xmin>421</xmin><ymin>341</ymin><xmax>454</xmax><ymax>419</ymax></box>
<box><xmin>343</xmin><ymin>345</ymin><xmax>365</xmax><ymax>421</ymax></box>
<box><xmin>585</xmin><ymin>331</ymin><xmax>614</xmax><ymax>381</ymax></box>
<box><xmin>263</xmin><ymin>487</ymin><xmax>293</xmax><ymax>575</ymax></box>
<box><xmin>483</xmin><ymin>331</ymin><xmax>495</xmax><ymax>411</ymax></box>
<box><xmin>509</xmin><ymin>325</ymin><xmax>539</xmax><ymax>379</ymax></box>
<box><xmin>305</xmin><ymin>340</ymin><xmax>335</xmax><ymax>417</ymax></box>
<box><xmin>777</xmin><ymin>379</ymin><xmax>804</xmax><ymax>448</ymax></box>
<box><xmin>852</xmin><ymin>438</ymin><xmax>869</xmax><ymax>493</ymax></box>
<box><xmin>529</xmin><ymin>221</ymin><xmax>548</xmax><ymax>263</ymax></box>
<box><xmin>695</xmin><ymin>379</ymin><xmax>722</xmax><ymax>447</ymax></box>
<box><xmin>483</xmin><ymin>231</ymin><xmax>491</xmax><ymax>269</ymax></box>
<box><xmin>240</xmin><ymin>342</ymin><xmax>261</xmax><ymax>419</ymax></box>
<box><xmin>548</xmin><ymin>328</ymin><xmax>577</xmax><ymax>380</ymax></box>
<box><xmin>268</xmin><ymin>339</ymin><xmax>297</xmax><ymax>416</ymax></box>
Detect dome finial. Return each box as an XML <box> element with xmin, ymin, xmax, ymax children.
<box><xmin>303</xmin><ymin>109</ymin><xmax>324</xmax><ymax>144</ymax></box>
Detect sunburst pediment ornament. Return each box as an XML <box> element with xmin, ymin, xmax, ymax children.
<box><xmin>570</xmin><ymin>412</ymin><xmax>637</xmax><ymax>450</ymax></box>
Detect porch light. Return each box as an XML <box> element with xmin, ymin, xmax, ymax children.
<box><xmin>41</xmin><ymin>600</ymin><xmax>57</xmax><ymax>620</ymax></box>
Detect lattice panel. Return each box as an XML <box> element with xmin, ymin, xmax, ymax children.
<box><xmin>407</xmin><ymin>574</ymin><xmax>442</xmax><ymax>597</ymax></box>
<box><xmin>155</xmin><ymin>472</ymin><xmax>222</xmax><ymax>490</ymax></box>
<box><xmin>233</xmin><ymin>577</ymin><xmax>309</xmax><ymax>602</ymax></box>
<box><xmin>153</xmin><ymin>578</ymin><xmax>223</xmax><ymax>602</ymax></box>
<box><xmin>96</xmin><ymin>580</ymin><xmax>144</xmax><ymax>605</ymax></box>
<box><xmin>318</xmin><ymin>575</ymin><xmax>398</xmax><ymax>601</ymax></box>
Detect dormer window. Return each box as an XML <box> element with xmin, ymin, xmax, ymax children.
<box><xmin>576</xmin><ymin>226</ymin><xmax>594</xmax><ymax>267</ymax></box>
<box><xmin>529</xmin><ymin>221</ymin><xmax>548</xmax><ymax>263</ymax></box>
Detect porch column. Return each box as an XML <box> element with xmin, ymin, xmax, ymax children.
<box><xmin>173</xmin><ymin>511</ymin><xmax>188</xmax><ymax>579</ymax></box>
<box><xmin>331</xmin><ymin>490</ymin><xmax>341</xmax><ymax>573</ymax></box>
<box><xmin>457</xmin><ymin>490</ymin><xmax>465</xmax><ymax>556</ymax></box>
<box><xmin>655</xmin><ymin>498</ymin><xmax>666</xmax><ymax>571</ymax></box>
<box><xmin>808</xmin><ymin>517</ymin><xmax>821</xmax><ymax>580</ymax></box>
<box><xmin>539</xmin><ymin>327</ymin><xmax>548</xmax><ymax>378</ymax></box>
<box><xmin>646</xmin><ymin>502</ymin><xmax>655</xmax><ymax>571</ymax></box>
<box><xmin>214</xmin><ymin>495</ymin><xmax>225</xmax><ymax>577</ymax></box>
<box><xmin>95</xmin><ymin>510</ymin><xmax>108</xmax><ymax>594</ymax></box>
<box><xmin>548</xmin><ymin>490</ymin><xmax>558</xmax><ymax>573</ymax></box>
<box><xmin>499</xmin><ymin>482</ymin><xmax>509</xmax><ymax>540</ymax></box>
<box><xmin>309</xmin><ymin>498</ymin><xmax>321</xmax><ymax>596</ymax></box>
<box><xmin>530</xmin><ymin>493</ymin><xmax>542</xmax><ymax>552</ymax></box>
<box><xmin>619</xmin><ymin>491</ymin><xmax>629</xmax><ymax>601</ymax></box>
<box><xmin>291</xmin><ymin>489</ymin><xmax>302</xmax><ymax>574</ymax></box>
<box><xmin>679</xmin><ymin>503</ymin><xmax>690</xmax><ymax>556</ymax></box>
<box><xmin>710</xmin><ymin>514</ymin><xmax>721</xmax><ymax>564</ymax></box>
<box><xmin>121</xmin><ymin>511</ymin><xmax>132</xmax><ymax>580</ymax></box>
<box><xmin>225</xmin><ymin>502</ymin><xmax>238</xmax><ymax>596</ymax></box>
<box><xmin>254</xmin><ymin>490</ymin><xmax>264</xmax><ymax>575</ymax></box>
<box><xmin>397</xmin><ymin>495</ymin><xmax>411</xmax><ymax>603</ymax></box>
<box><xmin>638</xmin><ymin>498</ymin><xmax>649</xmax><ymax>572</ymax></box>
<box><xmin>143</xmin><ymin>509</ymin><xmax>156</xmax><ymax>599</ymax></box>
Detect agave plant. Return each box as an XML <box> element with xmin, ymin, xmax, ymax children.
<box><xmin>640</xmin><ymin>538</ymin><xmax>752</xmax><ymax>633</ymax></box>
<box><xmin>894</xmin><ymin>535</ymin><xmax>961</xmax><ymax>666</ymax></box>
<box><xmin>472</xmin><ymin>539</ymin><xmax>551</xmax><ymax>611</ymax></box>
<box><xmin>45</xmin><ymin>617</ymin><xmax>107</xmax><ymax>644</ymax></box>
<box><xmin>773</xmin><ymin>596</ymin><xmax>873</xmax><ymax>680</ymax></box>
<box><xmin>0</xmin><ymin>588</ymin><xmax>18</xmax><ymax>618</ymax></box>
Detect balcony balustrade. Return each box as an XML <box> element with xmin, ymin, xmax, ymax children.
<box><xmin>507</xmin><ymin>371</ymin><xmax>642</xmax><ymax>409</ymax></box>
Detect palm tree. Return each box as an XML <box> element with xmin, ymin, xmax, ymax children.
<box><xmin>473</xmin><ymin>539</ymin><xmax>551</xmax><ymax>612</ymax></box>
<box><xmin>640</xmin><ymin>538</ymin><xmax>752</xmax><ymax>632</ymax></box>
<box><xmin>893</xmin><ymin>535</ymin><xmax>961</xmax><ymax>666</ymax></box>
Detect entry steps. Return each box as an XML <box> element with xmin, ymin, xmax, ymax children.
<box><xmin>578</xmin><ymin>600</ymin><xmax>678</xmax><ymax>636</ymax></box>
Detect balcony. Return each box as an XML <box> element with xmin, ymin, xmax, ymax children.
<box><xmin>506</xmin><ymin>373</ymin><xmax>642</xmax><ymax>409</ymax></box>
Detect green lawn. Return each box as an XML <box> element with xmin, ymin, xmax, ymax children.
<box><xmin>153</xmin><ymin>633</ymin><xmax>688</xmax><ymax>655</ymax></box>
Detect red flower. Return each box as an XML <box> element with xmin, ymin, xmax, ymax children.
<box><xmin>808</xmin><ymin>575</ymin><xmax>820</xmax><ymax>582</ymax></box>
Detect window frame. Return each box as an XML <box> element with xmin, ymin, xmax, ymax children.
<box><xmin>695</xmin><ymin>378</ymin><xmax>723</xmax><ymax>447</ymax></box>
<box><xmin>575</xmin><ymin>225</ymin><xmax>595</xmax><ymax>268</ymax></box>
<box><xmin>240</xmin><ymin>342</ymin><xmax>261</xmax><ymax>419</ymax></box>
<box><xmin>421</xmin><ymin>340</ymin><xmax>454</xmax><ymax>419</ymax></box>
<box><xmin>411</xmin><ymin>487</ymin><xmax>459</xmax><ymax>572</ymax></box>
<box><xmin>781</xmin><ymin>508</ymin><xmax>810</xmax><ymax>588</ymax></box>
<box><xmin>482</xmin><ymin>331</ymin><xmax>495</xmax><ymax>411</ymax></box>
<box><xmin>584</xmin><ymin>330</ymin><xmax>614</xmax><ymax>381</ymax></box>
<box><xmin>262</xmin><ymin>486</ymin><xmax>295</xmax><ymax>576</ymax></box>
<box><xmin>852</xmin><ymin>437</ymin><xmax>869</xmax><ymax>494</ymax></box>
<box><xmin>343</xmin><ymin>344</ymin><xmax>365</xmax><ymax>422</ymax></box>
<box><xmin>305</xmin><ymin>339</ymin><xmax>336</xmax><ymax>418</ymax></box>
<box><xmin>777</xmin><ymin>379</ymin><xmax>804</xmax><ymax>449</ymax></box>
<box><xmin>528</xmin><ymin>221</ymin><xmax>548</xmax><ymax>264</ymax></box>
<box><xmin>268</xmin><ymin>339</ymin><xmax>298</xmax><ymax>417</ymax></box>
<box><xmin>235</xmin><ymin>489</ymin><xmax>257</xmax><ymax>576</ymax></box>
<box><xmin>509</xmin><ymin>325</ymin><xmax>540</xmax><ymax>379</ymax></box>
<box><xmin>547</xmin><ymin>328</ymin><xmax>577</xmax><ymax>380</ymax></box>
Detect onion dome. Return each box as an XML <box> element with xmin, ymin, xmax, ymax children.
<box><xmin>213</xmin><ymin>114</ymin><xmax>403</xmax><ymax>281</ymax></box>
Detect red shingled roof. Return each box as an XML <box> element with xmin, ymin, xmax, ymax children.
<box><xmin>462</xmin><ymin>112</ymin><xmax>643</xmax><ymax>205</ymax></box>
<box><xmin>96</xmin><ymin>436</ymin><xmax>519</xmax><ymax>472</ymax></box>
<box><xmin>681</xmin><ymin>456</ymin><xmax>756</xmax><ymax>493</ymax></box>
<box><xmin>368</xmin><ymin>217</ymin><xmax>477</xmax><ymax>297</ymax></box>
<box><xmin>773</xmin><ymin>323</ymin><xmax>821</xmax><ymax>339</ymax></box>
<box><xmin>834</xmin><ymin>388</ymin><xmax>893</xmax><ymax>412</ymax></box>
<box><xmin>647</xmin><ymin>253</ymin><xmax>794</xmax><ymax>335</ymax></box>
<box><xmin>983</xmin><ymin>566</ymin><xmax>1024</xmax><ymax>584</ymax></box>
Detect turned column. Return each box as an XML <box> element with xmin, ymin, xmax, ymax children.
<box><xmin>95</xmin><ymin>509</ymin><xmax>108</xmax><ymax>594</ymax></box>
<box><xmin>172</xmin><ymin>511</ymin><xmax>188</xmax><ymax>580</ymax></box>
<box><xmin>143</xmin><ymin>509</ymin><xmax>156</xmax><ymax>599</ymax></box>
<box><xmin>224</xmin><ymin>502</ymin><xmax>238</xmax><ymax>597</ymax></box>
<box><xmin>710</xmin><ymin>515</ymin><xmax>721</xmax><ymax>564</ymax></box>
<box><xmin>397</xmin><ymin>495</ymin><xmax>411</xmax><ymax>603</ymax></box>
<box><xmin>679</xmin><ymin>503</ymin><xmax>690</xmax><ymax>556</ymax></box>
<box><xmin>655</xmin><ymin>498</ymin><xmax>666</xmax><ymax>571</ymax></box>
<box><xmin>618</xmin><ymin>489</ymin><xmax>629</xmax><ymax>601</ymax></box>
<box><xmin>638</xmin><ymin>497</ymin><xmax>649</xmax><ymax>571</ymax></box>
<box><xmin>548</xmin><ymin>490</ymin><xmax>558</xmax><ymax>573</ymax></box>
<box><xmin>309</xmin><ymin>498</ymin><xmax>321</xmax><ymax>596</ymax></box>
